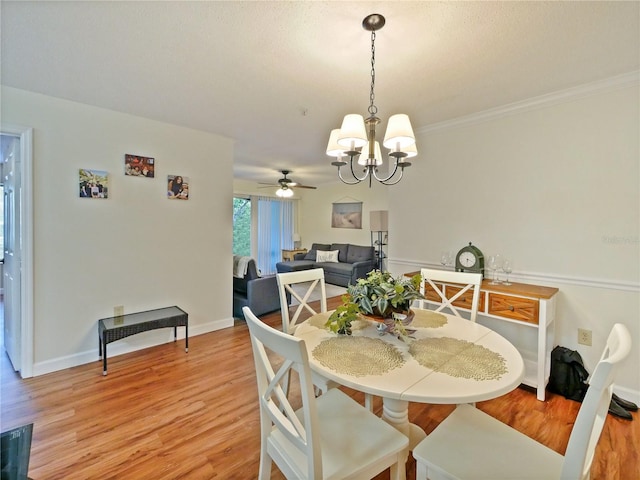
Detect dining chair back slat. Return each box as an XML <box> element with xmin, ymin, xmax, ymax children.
<box><xmin>277</xmin><ymin>268</ymin><xmax>327</xmax><ymax>334</ymax></box>
<box><xmin>419</xmin><ymin>268</ymin><xmax>482</xmax><ymax>322</ymax></box>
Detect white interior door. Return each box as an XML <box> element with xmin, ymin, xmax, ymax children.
<box><xmin>2</xmin><ymin>133</ymin><xmax>21</xmax><ymax>371</ymax></box>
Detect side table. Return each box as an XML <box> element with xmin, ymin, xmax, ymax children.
<box><xmin>281</xmin><ymin>248</ymin><xmax>307</xmax><ymax>261</ymax></box>
<box><xmin>98</xmin><ymin>306</ymin><xmax>188</xmax><ymax>375</ymax></box>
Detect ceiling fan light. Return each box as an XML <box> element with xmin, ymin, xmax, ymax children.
<box><xmin>383</xmin><ymin>114</ymin><xmax>416</xmax><ymax>150</ymax></box>
<box><xmin>276</xmin><ymin>187</ymin><xmax>293</xmax><ymax>198</ymax></box>
<box><xmin>326</xmin><ymin>129</ymin><xmax>346</xmax><ymax>157</ymax></box>
<box><xmin>337</xmin><ymin>114</ymin><xmax>367</xmax><ymax>149</ymax></box>
<box><xmin>357</xmin><ymin>141</ymin><xmax>383</xmax><ymax>166</ymax></box>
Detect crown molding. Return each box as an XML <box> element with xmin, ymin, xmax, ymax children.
<box><xmin>418</xmin><ymin>71</ymin><xmax>640</xmax><ymax>134</ymax></box>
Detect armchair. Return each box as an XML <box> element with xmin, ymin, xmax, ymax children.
<box><xmin>233</xmin><ymin>258</ymin><xmax>282</xmax><ymax>319</ymax></box>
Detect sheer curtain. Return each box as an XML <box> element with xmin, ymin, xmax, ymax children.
<box><xmin>254</xmin><ymin>196</ymin><xmax>295</xmax><ymax>275</ymax></box>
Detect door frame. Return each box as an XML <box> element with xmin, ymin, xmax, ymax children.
<box><xmin>1</xmin><ymin>123</ymin><xmax>34</xmax><ymax>378</ymax></box>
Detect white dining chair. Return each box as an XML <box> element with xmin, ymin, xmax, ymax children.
<box><xmin>277</xmin><ymin>268</ymin><xmax>328</xmax><ymax>335</ymax></box>
<box><xmin>243</xmin><ymin>306</ymin><xmax>409</xmax><ymax>480</ymax></box>
<box><xmin>277</xmin><ymin>268</ymin><xmax>375</xmax><ymax>410</ymax></box>
<box><xmin>412</xmin><ymin>323</ymin><xmax>632</xmax><ymax>480</ymax></box>
<box><xmin>276</xmin><ymin>269</ymin><xmax>337</xmax><ymax>398</ymax></box>
<box><xmin>419</xmin><ymin>268</ymin><xmax>483</xmax><ymax>322</ymax></box>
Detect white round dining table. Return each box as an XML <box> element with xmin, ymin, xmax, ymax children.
<box><xmin>294</xmin><ymin>309</ymin><xmax>525</xmax><ymax>453</ymax></box>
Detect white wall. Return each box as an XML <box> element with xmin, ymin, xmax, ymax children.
<box><xmin>296</xmin><ymin>181</ymin><xmax>389</xmax><ymax>250</ymax></box>
<box><xmin>2</xmin><ymin>87</ymin><xmax>235</xmax><ymax>375</ymax></box>
<box><xmin>234</xmin><ymin>178</ymin><xmax>390</xmax><ymax>251</ymax></box>
<box><xmin>388</xmin><ymin>82</ymin><xmax>640</xmax><ymax>399</ymax></box>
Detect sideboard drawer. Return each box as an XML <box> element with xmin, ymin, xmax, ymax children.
<box><xmin>488</xmin><ymin>293</ymin><xmax>539</xmax><ymax>324</ymax></box>
<box><xmin>447</xmin><ymin>285</ymin><xmax>485</xmax><ymax>312</ymax></box>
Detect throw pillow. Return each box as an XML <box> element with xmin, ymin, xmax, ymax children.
<box><xmin>316</xmin><ymin>250</ymin><xmax>339</xmax><ymax>263</ymax></box>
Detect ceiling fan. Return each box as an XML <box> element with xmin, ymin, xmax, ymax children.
<box><xmin>259</xmin><ymin>170</ymin><xmax>317</xmax><ymax>196</ymax></box>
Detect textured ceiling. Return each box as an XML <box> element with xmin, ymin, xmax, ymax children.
<box><xmin>2</xmin><ymin>1</ymin><xmax>639</xmax><ymax>186</ymax></box>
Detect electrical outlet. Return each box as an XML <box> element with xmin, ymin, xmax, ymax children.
<box><xmin>114</xmin><ymin>305</ymin><xmax>124</xmax><ymax>318</ymax></box>
<box><xmin>578</xmin><ymin>328</ymin><xmax>592</xmax><ymax>346</ymax></box>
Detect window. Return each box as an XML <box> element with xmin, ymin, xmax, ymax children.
<box><xmin>256</xmin><ymin>196</ymin><xmax>294</xmax><ymax>275</ymax></box>
<box><xmin>233</xmin><ymin>197</ymin><xmax>251</xmax><ymax>257</ymax></box>
<box><xmin>233</xmin><ymin>194</ymin><xmax>296</xmax><ymax>275</ymax></box>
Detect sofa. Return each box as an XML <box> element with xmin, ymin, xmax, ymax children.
<box><xmin>276</xmin><ymin>243</ymin><xmax>376</xmax><ymax>287</ymax></box>
<box><xmin>233</xmin><ymin>257</ymin><xmax>282</xmax><ymax>319</ymax></box>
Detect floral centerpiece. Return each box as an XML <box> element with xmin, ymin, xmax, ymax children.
<box><xmin>325</xmin><ymin>270</ymin><xmax>424</xmax><ymax>336</ymax></box>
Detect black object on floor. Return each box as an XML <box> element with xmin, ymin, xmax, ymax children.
<box><xmin>548</xmin><ymin>345</ymin><xmax>635</xmax><ymax>420</ymax></box>
<box><xmin>608</xmin><ymin>398</ymin><xmax>633</xmax><ymax>420</ymax></box>
<box><xmin>612</xmin><ymin>392</ymin><xmax>638</xmax><ymax>411</ymax></box>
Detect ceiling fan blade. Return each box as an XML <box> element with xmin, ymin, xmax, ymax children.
<box><xmin>296</xmin><ymin>185</ymin><xmax>317</xmax><ymax>189</ymax></box>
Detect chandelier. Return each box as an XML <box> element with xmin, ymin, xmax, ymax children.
<box><xmin>326</xmin><ymin>14</ymin><xmax>417</xmax><ymax>187</ymax></box>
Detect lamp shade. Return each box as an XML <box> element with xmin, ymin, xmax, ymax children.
<box><xmin>403</xmin><ymin>142</ymin><xmax>418</xmax><ymax>158</ymax></box>
<box><xmin>326</xmin><ymin>129</ymin><xmax>346</xmax><ymax>157</ymax></box>
<box><xmin>292</xmin><ymin>233</ymin><xmax>301</xmax><ymax>242</ymax></box>
<box><xmin>358</xmin><ymin>141</ymin><xmax>383</xmax><ymax>166</ymax></box>
<box><xmin>370</xmin><ymin>210</ymin><xmax>388</xmax><ymax>231</ymax></box>
<box><xmin>383</xmin><ymin>114</ymin><xmax>416</xmax><ymax>150</ymax></box>
<box><xmin>337</xmin><ymin>114</ymin><xmax>368</xmax><ymax>149</ymax></box>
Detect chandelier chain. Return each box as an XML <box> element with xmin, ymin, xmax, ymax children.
<box><xmin>368</xmin><ymin>30</ymin><xmax>377</xmax><ymax>116</ymax></box>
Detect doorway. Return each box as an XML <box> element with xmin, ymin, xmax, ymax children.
<box><xmin>1</xmin><ymin>125</ymin><xmax>34</xmax><ymax>378</ymax></box>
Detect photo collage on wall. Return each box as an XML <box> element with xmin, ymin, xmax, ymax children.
<box><xmin>79</xmin><ymin>154</ymin><xmax>190</xmax><ymax>200</ymax></box>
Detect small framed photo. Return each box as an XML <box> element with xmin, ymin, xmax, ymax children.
<box><xmin>79</xmin><ymin>169</ymin><xmax>108</xmax><ymax>199</ymax></box>
<box><xmin>167</xmin><ymin>175</ymin><xmax>189</xmax><ymax>200</ymax></box>
<box><xmin>125</xmin><ymin>154</ymin><xmax>155</xmax><ymax>178</ymax></box>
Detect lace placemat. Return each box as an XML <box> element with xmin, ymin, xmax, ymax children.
<box><xmin>411</xmin><ymin>310</ymin><xmax>448</xmax><ymax>328</ymax></box>
<box><xmin>312</xmin><ymin>336</ymin><xmax>405</xmax><ymax>377</ymax></box>
<box><xmin>409</xmin><ymin>337</ymin><xmax>507</xmax><ymax>381</ymax></box>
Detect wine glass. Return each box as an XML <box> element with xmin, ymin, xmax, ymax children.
<box><xmin>502</xmin><ymin>258</ymin><xmax>513</xmax><ymax>285</ymax></box>
<box><xmin>488</xmin><ymin>254</ymin><xmax>502</xmax><ymax>285</ymax></box>
<box><xmin>440</xmin><ymin>251</ymin><xmax>452</xmax><ymax>268</ymax></box>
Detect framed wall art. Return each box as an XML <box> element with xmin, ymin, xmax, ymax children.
<box><xmin>79</xmin><ymin>169</ymin><xmax>108</xmax><ymax>199</ymax></box>
<box><xmin>125</xmin><ymin>154</ymin><xmax>155</xmax><ymax>178</ymax></box>
<box><xmin>167</xmin><ymin>175</ymin><xmax>189</xmax><ymax>200</ymax></box>
<box><xmin>331</xmin><ymin>201</ymin><xmax>362</xmax><ymax>229</ymax></box>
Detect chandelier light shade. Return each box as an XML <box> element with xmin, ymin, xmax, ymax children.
<box><xmin>326</xmin><ymin>129</ymin><xmax>347</xmax><ymax>157</ymax></box>
<box><xmin>402</xmin><ymin>142</ymin><xmax>418</xmax><ymax>159</ymax></box>
<box><xmin>383</xmin><ymin>114</ymin><xmax>416</xmax><ymax>150</ymax></box>
<box><xmin>327</xmin><ymin>13</ymin><xmax>418</xmax><ymax>187</ymax></box>
<box><xmin>357</xmin><ymin>141</ymin><xmax>383</xmax><ymax>166</ymax></box>
<box><xmin>337</xmin><ymin>114</ymin><xmax>368</xmax><ymax>150</ymax></box>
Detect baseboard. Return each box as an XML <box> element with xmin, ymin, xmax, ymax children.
<box><xmin>32</xmin><ymin>317</ymin><xmax>234</xmax><ymax>377</ymax></box>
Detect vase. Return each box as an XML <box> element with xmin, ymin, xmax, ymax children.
<box><xmin>371</xmin><ymin>309</ymin><xmax>415</xmax><ymax>336</ymax></box>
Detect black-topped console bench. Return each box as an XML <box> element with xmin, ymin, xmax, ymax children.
<box><xmin>98</xmin><ymin>306</ymin><xmax>188</xmax><ymax>375</ymax></box>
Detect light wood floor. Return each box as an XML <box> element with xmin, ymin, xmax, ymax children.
<box><xmin>1</xmin><ymin>296</ymin><xmax>638</xmax><ymax>479</ymax></box>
